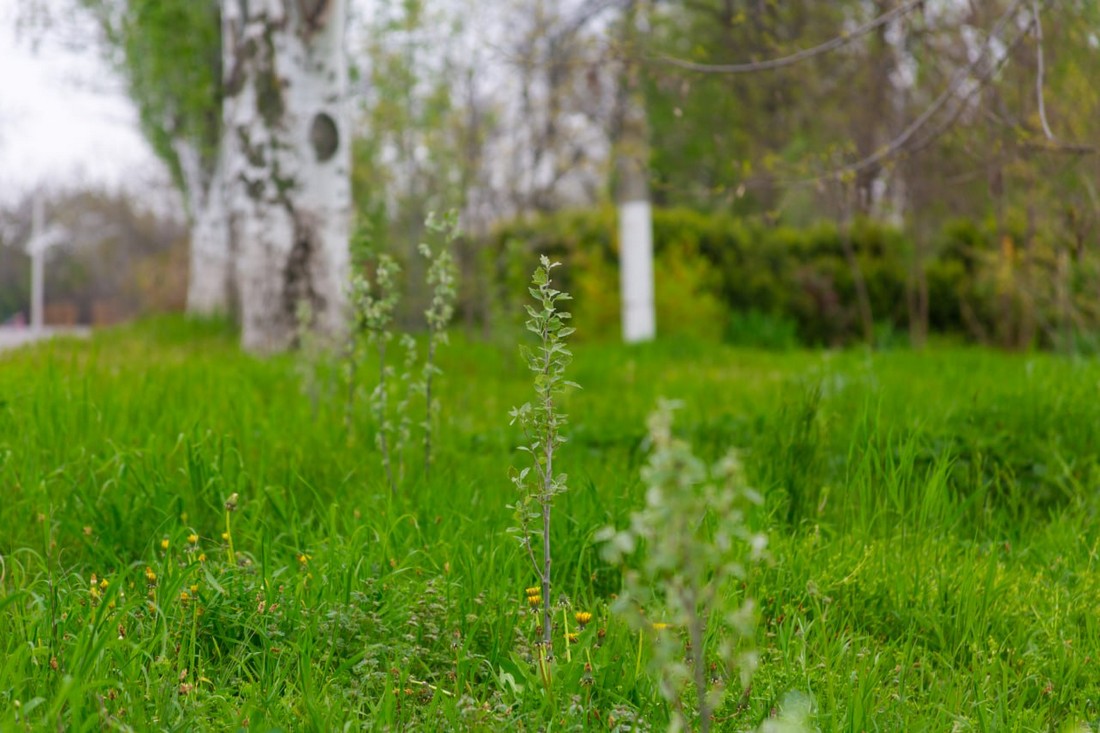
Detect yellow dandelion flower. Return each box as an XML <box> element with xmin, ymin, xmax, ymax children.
<box><xmin>187</xmin><ymin>533</ymin><xmax>199</xmax><ymax>544</ymax></box>
<box><xmin>144</xmin><ymin>567</ymin><xmax>157</xmax><ymax>583</ymax></box>
<box><xmin>99</xmin><ymin>578</ymin><xmax>108</xmax><ymax>589</ymax></box>
<box><xmin>567</xmin><ymin>633</ymin><xmax>579</xmax><ymax>643</ymax></box>
<box><xmin>527</xmin><ymin>594</ymin><xmax>542</xmax><ymax>607</ymax></box>
<box><xmin>652</xmin><ymin>622</ymin><xmax>670</xmax><ymax>631</ymax></box>
<box><xmin>190</xmin><ymin>584</ymin><xmax>199</xmax><ymax>594</ymax></box>
<box><xmin>180</xmin><ymin>591</ymin><xmax>190</xmax><ymax>603</ymax></box>
<box><xmin>525</xmin><ymin>586</ymin><xmax>540</xmax><ymax>597</ymax></box>
<box><xmin>297</xmin><ymin>553</ymin><xmax>310</xmax><ymax>565</ymax></box>
<box><xmin>198</xmin><ymin>553</ymin><xmax>207</xmax><ymax>562</ymax></box>
<box><xmin>221</xmin><ymin>532</ymin><xmax>229</xmax><ymax>541</ymax></box>
<box><xmin>575</xmin><ymin>612</ymin><xmax>593</xmax><ymax>625</ymax></box>
<box><xmin>161</xmin><ymin>539</ymin><xmax>169</xmax><ymax>550</ymax></box>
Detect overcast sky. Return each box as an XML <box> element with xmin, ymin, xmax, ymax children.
<box><xmin>0</xmin><ymin>2</ymin><xmax>162</xmax><ymax>204</ymax></box>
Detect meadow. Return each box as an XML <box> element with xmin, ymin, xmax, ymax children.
<box><xmin>2</xmin><ymin>317</ymin><xmax>1100</xmax><ymax>731</ymax></box>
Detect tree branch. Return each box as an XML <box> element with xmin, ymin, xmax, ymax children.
<box><xmin>787</xmin><ymin>0</ymin><xmax>1036</xmax><ymax>185</ymax></box>
<box><xmin>654</xmin><ymin>0</ymin><xmax>925</xmax><ymax>74</ymax></box>
<box><xmin>1031</xmin><ymin>0</ymin><xmax>1055</xmax><ymax>141</ymax></box>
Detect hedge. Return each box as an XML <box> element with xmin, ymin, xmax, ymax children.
<box><xmin>485</xmin><ymin>207</ymin><xmax>1096</xmax><ymax>349</ymax></box>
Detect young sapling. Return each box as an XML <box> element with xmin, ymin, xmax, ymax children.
<box><xmin>509</xmin><ymin>256</ymin><xmax>579</xmax><ymax>676</ymax></box>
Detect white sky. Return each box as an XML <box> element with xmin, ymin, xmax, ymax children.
<box><xmin>0</xmin><ymin>1</ymin><xmax>161</xmax><ymax>203</ymax></box>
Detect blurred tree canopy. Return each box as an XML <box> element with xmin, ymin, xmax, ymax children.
<box><xmin>10</xmin><ymin>0</ymin><xmax>1098</xmax><ymax>349</ymax></box>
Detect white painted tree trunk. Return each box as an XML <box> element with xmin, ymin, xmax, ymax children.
<box><xmin>615</xmin><ymin>4</ymin><xmax>655</xmax><ymax>343</ymax></box>
<box><xmin>223</xmin><ymin>0</ymin><xmax>350</xmax><ymax>353</ymax></box>
<box><xmin>618</xmin><ymin>199</ymin><xmax>655</xmax><ymax>342</ymax></box>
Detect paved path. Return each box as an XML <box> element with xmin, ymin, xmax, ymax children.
<box><xmin>0</xmin><ymin>327</ymin><xmax>91</xmax><ymax>353</ymax></box>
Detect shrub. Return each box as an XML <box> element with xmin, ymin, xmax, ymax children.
<box><xmin>486</xmin><ymin>206</ymin><xmax>1100</xmax><ymax>350</ymax></box>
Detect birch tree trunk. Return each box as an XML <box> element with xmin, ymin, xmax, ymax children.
<box><xmin>223</xmin><ymin>0</ymin><xmax>350</xmax><ymax>353</ymax></box>
<box><xmin>180</xmin><ymin>137</ymin><xmax>232</xmax><ymax>315</ymax></box>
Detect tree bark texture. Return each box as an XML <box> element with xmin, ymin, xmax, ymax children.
<box><xmin>222</xmin><ymin>0</ymin><xmax>350</xmax><ymax>353</ymax></box>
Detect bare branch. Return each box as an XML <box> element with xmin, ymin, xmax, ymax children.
<box><xmin>787</xmin><ymin>0</ymin><xmax>1035</xmax><ymax>186</ymax></box>
<box><xmin>1020</xmin><ymin>141</ymin><xmax>1096</xmax><ymax>155</ymax></box>
<box><xmin>1032</xmin><ymin>0</ymin><xmax>1055</xmax><ymax>141</ymax></box>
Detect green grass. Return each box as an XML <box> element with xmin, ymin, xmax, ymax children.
<box><xmin>2</xmin><ymin>317</ymin><xmax>1100</xmax><ymax>730</ymax></box>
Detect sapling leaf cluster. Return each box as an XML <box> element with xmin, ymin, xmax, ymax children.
<box><xmin>298</xmin><ymin>212</ymin><xmax>459</xmax><ymax>493</ymax></box>
<box><xmin>598</xmin><ymin>399</ymin><xmax>768</xmax><ymax>733</ymax></box>
<box><xmin>417</xmin><ymin>210</ymin><xmax>460</xmax><ymax>477</ymax></box>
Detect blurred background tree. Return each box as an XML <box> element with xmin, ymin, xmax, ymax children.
<box><xmin>4</xmin><ymin>0</ymin><xmax>1098</xmax><ymax>351</ymax></box>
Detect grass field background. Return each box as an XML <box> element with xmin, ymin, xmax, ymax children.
<box><xmin>2</xmin><ymin>317</ymin><xmax>1100</xmax><ymax>731</ymax></box>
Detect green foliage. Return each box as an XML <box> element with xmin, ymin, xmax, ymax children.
<box><xmin>599</xmin><ymin>400</ymin><xmax>768</xmax><ymax>733</ymax></box>
<box><xmin>300</xmin><ymin>213</ymin><xmax>460</xmax><ymax>492</ymax></box>
<box><xmin>417</xmin><ymin>211</ymin><xmax>460</xmax><ymax>475</ymax></box>
<box><xmin>82</xmin><ymin>0</ymin><xmax>221</xmax><ymax>195</ymax></box>
<box><xmin>640</xmin><ymin>1</ymin><xmax>857</xmax><ymax>212</ymax></box>
<box><xmin>489</xmin><ymin>207</ymin><xmax>1100</xmax><ymax>350</ymax></box>
<box><xmin>421</xmin><ymin>212</ymin><xmax>460</xmax><ymax>336</ymax></box>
